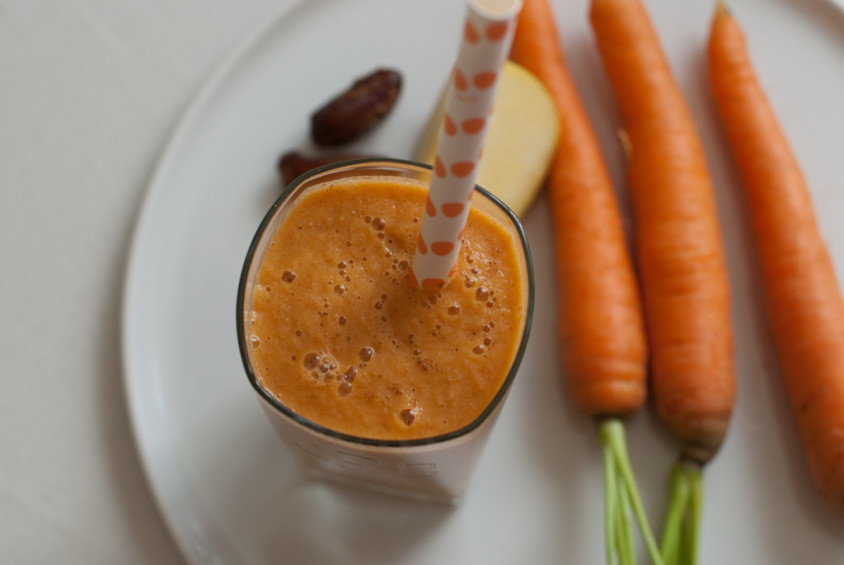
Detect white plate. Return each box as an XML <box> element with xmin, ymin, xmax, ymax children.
<box><xmin>122</xmin><ymin>0</ymin><xmax>844</xmax><ymax>563</ymax></box>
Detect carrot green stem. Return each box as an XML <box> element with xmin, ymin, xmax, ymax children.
<box><xmin>604</xmin><ymin>440</ymin><xmax>619</xmax><ymax>565</ymax></box>
<box><xmin>682</xmin><ymin>465</ymin><xmax>703</xmax><ymax>565</ymax></box>
<box><xmin>659</xmin><ymin>462</ymin><xmax>691</xmax><ymax>565</ymax></box>
<box><xmin>659</xmin><ymin>460</ymin><xmax>703</xmax><ymax>565</ymax></box>
<box><xmin>599</xmin><ymin>419</ymin><xmax>665</xmax><ymax>565</ymax></box>
<box><xmin>616</xmin><ymin>472</ymin><xmax>637</xmax><ymax>565</ymax></box>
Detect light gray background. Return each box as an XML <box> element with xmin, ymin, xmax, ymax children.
<box><xmin>0</xmin><ymin>2</ymin><xmax>287</xmax><ymax>563</ymax></box>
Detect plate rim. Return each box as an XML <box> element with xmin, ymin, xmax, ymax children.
<box><xmin>119</xmin><ymin>1</ymin><xmax>309</xmax><ymax>563</ymax></box>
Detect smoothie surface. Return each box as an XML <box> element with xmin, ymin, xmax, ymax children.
<box><xmin>246</xmin><ymin>176</ymin><xmax>526</xmax><ymax>440</ymax></box>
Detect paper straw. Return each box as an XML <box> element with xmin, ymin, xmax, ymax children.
<box><xmin>411</xmin><ymin>0</ymin><xmax>522</xmax><ymax>289</ymax></box>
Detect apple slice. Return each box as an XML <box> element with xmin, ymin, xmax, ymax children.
<box><xmin>414</xmin><ymin>60</ymin><xmax>559</xmax><ymax>217</ymax></box>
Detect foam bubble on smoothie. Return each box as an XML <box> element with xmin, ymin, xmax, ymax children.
<box><xmin>400</xmin><ymin>409</ymin><xmax>415</xmax><ymax>426</ymax></box>
<box><xmin>343</xmin><ymin>367</ymin><xmax>357</xmax><ymax>382</ymax></box>
<box><xmin>304</xmin><ymin>352</ymin><xmax>321</xmax><ymax>371</ymax></box>
<box><xmin>359</xmin><ymin>347</ymin><xmax>374</xmax><ymax>362</ymax></box>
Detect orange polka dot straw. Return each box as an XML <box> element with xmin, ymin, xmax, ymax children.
<box><xmin>410</xmin><ymin>0</ymin><xmax>522</xmax><ymax>289</ymax></box>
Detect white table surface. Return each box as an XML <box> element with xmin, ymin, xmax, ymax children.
<box><xmin>0</xmin><ymin>2</ymin><xmax>289</xmax><ymax>562</ymax></box>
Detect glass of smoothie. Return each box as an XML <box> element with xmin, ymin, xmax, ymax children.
<box><xmin>237</xmin><ymin>158</ymin><xmax>534</xmax><ymax>503</ymax></box>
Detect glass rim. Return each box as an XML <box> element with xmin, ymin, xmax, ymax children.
<box><xmin>236</xmin><ymin>157</ymin><xmax>535</xmax><ymax>448</ymax></box>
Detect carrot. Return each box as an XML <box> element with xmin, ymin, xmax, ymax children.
<box><xmin>589</xmin><ymin>0</ymin><xmax>736</xmax><ymax>561</ymax></box>
<box><xmin>511</xmin><ymin>1</ymin><xmax>660</xmax><ymax>563</ymax></box>
<box><xmin>511</xmin><ymin>0</ymin><xmax>645</xmax><ymax>420</ymax></box>
<box><xmin>589</xmin><ymin>0</ymin><xmax>736</xmax><ymax>465</ymax></box>
<box><xmin>709</xmin><ymin>3</ymin><xmax>844</xmax><ymax>510</ymax></box>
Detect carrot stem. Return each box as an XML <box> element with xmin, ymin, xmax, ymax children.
<box><xmin>682</xmin><ymin>466</ymin><xmax>702</xmax><ymax>565</ymax></box>
<box><xmin>659</xmin><ymin>463</ymin><xmax>690</xmax><ymax>565</ymax></box>
<box><xmin>600</xmin><ymin>419</ymin><xmax>665</xmax><ymax>565</ymax></box>
<box><xmin>659</xmin><ymin>461</ymin><xmax>703</xmax><ymax>565</ymax></box>
<box><xmin>604</xmin><ymin>439</ymin><xmax>619</xmax><ymax>565</ymax></box>
<box><xmin>616</xmin><ymin>472</ymin><xmax>637</xmax><ymax>565</ymax></box>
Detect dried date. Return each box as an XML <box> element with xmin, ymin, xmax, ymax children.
<box><xmin>277</xmin><ymin>151</ymin><xmax>368</xmax><ymax>186</ymax></box>
<box><xmin>310</xmin><ymin>69</ymin><xmax>402</xmax><ymax>147</ymax></box>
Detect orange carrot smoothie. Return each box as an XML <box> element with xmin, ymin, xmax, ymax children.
<box><xmin>244</xmin><ymin>167</ymin><xmax>528</xmax><ymax>442</ymax></box>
